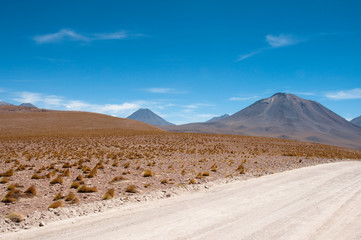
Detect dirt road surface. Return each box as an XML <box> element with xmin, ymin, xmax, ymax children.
<box><xmin>2</xmin><ymin>161</ymin><xmax>361</xmax><ymax>240</ymax></box>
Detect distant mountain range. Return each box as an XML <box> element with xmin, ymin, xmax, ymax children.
<box><xmin>127</xmin><ymin>108</ymin><xmax>174</xmax><ymax>126</ymax></box>
<box><xmin>19</xmin><ymin>103</ymin><xmax>37</xmax><ymax>108</ymax></box>
<box><xmin>0</xmin><ymin>101</ymin><xmax>13</xmax><ymax>106</ymax></box>
<box><xmin>351</xmin><ymin>116</ymin><xmax>361</xmax><ymax>127</ymax></box>
<box><xmin>0</xmin><ymin>101</ymin><xmax>37</xmax><ymax>108</ymax></box>
<box><xmin>162</xmin><ymin>93</ymin><xmax>361</xmax><ymax>150</ymax></box>
<box><xmin>206</xmin><ymin>114</ymin><xmax>230</xmax><ymax>122</ymax></box>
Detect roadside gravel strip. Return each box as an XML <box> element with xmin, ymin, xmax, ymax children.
<box><xmin>2</xmin><ymin>161</ymin><xmax>361</xmax><ymax>240</ymax></box>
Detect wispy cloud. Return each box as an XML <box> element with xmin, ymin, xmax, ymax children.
<box><xmin>265</xmin><ymin>34</ymin><xmax>299</xmax><ymax>48</ymax></box>
<box><xmin>325</xmin><ymin>88</ymin><xmax>361</xmax><ymax>100</ymax></box>
<box><xmin>33</xmin><ymin>29</ymin><xmax>141</xmax><ymax>44</ymax></box>
<box><xmin>229</xmin><ymin>96</ymin><xmax>259</xmax><ymax>101</ymax></box>
<box><xmin>144</xmin><ymin>88</ymin><xmax>173</xmax><ymax>93</ymax></box>
<box><xmin>237</xmin><ymin>33</ymin><xmax>303</xmax><ymax>62</ymax></box>
<box><xmin>0</xmin><ymin>87</ymin><xmax>5</xmax><ymax>93</ymax></box>
<box><xmin>12</xmin><ymin>91</ymin><xmax>140</xmax><ymax>116</ymax></box>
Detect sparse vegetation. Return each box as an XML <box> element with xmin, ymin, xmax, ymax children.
<box><xmin>48</xmin><ymin>200</ymin><xmax>64</xmax><ymax>209</ymax></box>
<box><xmin>102</xmin><ymin>188</ymin><xmax>115</xmax><ymax>200</ymax></box>
<box><xmin>50</xmin><ymin>175</ymin><xmax>64</xmax><ymax>185</ymax></box>
<box><xmin>125</xmin><ymin>185</ymin><xmax>136</xmax><ymax>193</ymax></box>
<box><xmin>24</xmin><ymin>185</ymin><xmax>37</xmax><ymax>197</ymax></box>
<box><xmin>77</xmin><ymin>185</ymin><xmax>98</xmax><ymax>193</ymax></box>
<box><xmin>5</xmin><ymin>212</ymin><xmax>24</xmax><ymax>222</ymax></box>
<box><xmin>142</xmin><ymin>169</ymin><xmax>154</xmax><ymax>177</ymax></box>
<box><xmin>1</xmin><ymin>129</ymin><xmax>361</xmax><ymax>217</ymax></box>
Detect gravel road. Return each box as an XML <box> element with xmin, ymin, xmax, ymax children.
<box><xmin>2</xmin><ymin>161</ymin><xmax>361</xmax><ymax>240</ymax></box>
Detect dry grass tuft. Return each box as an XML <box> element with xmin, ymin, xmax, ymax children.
<box><xmin>62</xmin><ymin>169</ymin><xmax>70</xmax><ymax>177</ymax></box>
<box><xmin>77</xmin><ymin>185</ymin><xmax>98</xmax><ymax>193</ymax></box>
<box><xmin>202</xmin><ymin>172</ymin><xmax>210</xmax><ymax>176</ymax></box>
<box><xmin>188</xmin><ymin>179</ymin><xmax>196</xmax><ymax>184</ymax></box>
<box><xmin>75</xmin><ymin>175</ymin><xmax>83</xmax><ymax>181</ymax></box>
<box><xmin>142</xmin><ymin>169</ymin><xmax>154</xmax><ymax>177</ymax></box>
<box><xmin>237</xmin><ymin>164</ymin><xmax>245</xmax><ymax>174</ymax></box>
<box><xmin>109</xmin><ymin>176</ymin><xmax>128</xmax><ymax>184</ymax></box>
<box><xmin>68</xmin><ymin>196</ymin><xmax>80</xmax><ymax>204</ymax></box>
<box><xmin>50</xmin><ymin>175</ymin><xmax>64</xmax><ymax>185</ymax></box>
<box><xmin>24</xmin><ymin>185</ymin><xmax>37</xmax><ymax>196</ymax></box>
<box><xmin>48</xmin><ymin>200</ymin><xmax>64</xmax><ymax>209</ymax></box>
<box><xmin>0</xmin><ymin>169</ymin><xmax>14</xmax><ymax>177</ymax></box>
<box><xmin>70</xmin><ymin>181</ymin><xmax>80</xmax><ymax>189</ymax></box>
<box><xmin>102</xmin><ymin>188</ymin><xmax>115</xmax><ymax>200</ymax></box>
<box><xmin>2</xmin><ymin>189</ymin><xmax>22</xmax><ymax>203</ymax></box>
<box><xmin>0</xmin><ymin>177</ymin><xmax>9</xmax><ymax>184</ymax></box>
<box><xmin>85</xmin><ymin>167</ymin><xmax>98</xmax><ymax>178</ymax></box>
<box><xmin>31</xmin><ymin>174</ymin><xmax>44</xmax><ymax>179</ymax></box>
<box><xmin>64</xmin><ymin>192</ymin><xmax>76</xmax><ymax>201</ymax></box>
<box><xmin>196</xmin><ymin>172</ymin><xmax>203</xmax><ymax>179</ymax></box>
<box><xmin>125</xmin><ymin>185</ymin><xmax>136</xmax><ymax>193</ymax></box>
<box><xmin>161</xmin><ymin>178</ymin><xmax>168</xmax><ymax>184</ymax></box>
<box><xmin>53</xmin><ymin>192</ymin><xmax>64</xmax><ymax>201</ymax></box>
<box><xmin>5</xmin><ymin>212</ymin><xmax>24</xmax><ymax>223</ymax></box>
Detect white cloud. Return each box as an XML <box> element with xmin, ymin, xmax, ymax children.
<box><xmin>229</xmin><ymin>96</ymin><xmax>259</xmax><ymax>101</ymax></box>
<box><xmin>144</xmin><ymin>88</ymin><xmax>173</xmax><ymax>93</ymax></box>
<box><xmin>33</xmin><ymin>29</ymin><xmax>141</xmax><ymax>44</ymax></box>
<box><xmin>237</xmin><ymin>33</ymin><xmax>302</xmax><ymax>61</ymax></box>
<box><xmin>325</xmin><ymin>88</ymin><xmax>361</xmax><ymax>100</ymax></box>
<box><xmin>33</xmin><ymin>29</ymin><xmax>89</xmax><ymax>44</ymax></box>
<box><xmin>12</xmin><ymin>91</ymin><xmax>140</xmax><ymax>116</ymax></box>
<box><xmin>237</xmin><ymin>50</ymin><xmax>262</xmax><ymax>61</ymax></box>
<box><xmin>266</xmin><ymin>34</ymin><xmax>299</xmax><ymax>48</ymax></box>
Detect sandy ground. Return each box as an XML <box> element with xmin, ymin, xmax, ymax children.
<box><xmin>2</xmin><ymin>161</ymin><xmax>361</xmax><ymax>240</ymax></box>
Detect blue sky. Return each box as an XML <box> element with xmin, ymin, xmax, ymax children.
<box><xmin>1</xmin><ymin>0</ymin><xmax>360</xmax><ymax>124</ymax></box>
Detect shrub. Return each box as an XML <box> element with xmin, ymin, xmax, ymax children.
<box><xmin>77</xmin><ymin>185</ymin><xmax>98</xmax><ymax>193</ymax></box>
<box><xmin>5</xmin><ymin>212</ymin><xmax>24</xmax><ymax>223</ymax></box>
<box><xmin>50</xmin><ymin>175</ymin><xmax>64</xmax><ymax>185</ymax></box>
<box><xmin>161</xmin><ymin>179</ymin><xmax>168</xmax><ymax>184</ymax></box>
<box><xmin>75</xmin><ymin>175</ymin><xmax>83</xmax><ymax>181</ymax></box>
<box><xmin>0</xmin><ymin>177</ymin><xmax>9</xmax><ymax>184</ymax></box>
<box><xmin>109</xmin><ymin>176</ymin><xmax>127</xmax><ymax>183</ymax></box>
<box><xmin>70</xmin><ymin>181</ymin><xmax>80</xmax><ymax>189</ymax></box>
<box><xmin>2</xmin><ymin>189</ymin><xmax>21</xmax><ymax>203</ymax></box>
<box><xmin>125</xmin><ymin>185</ymin><xmax>136</xmax><ymax>193</ymax></box>
<box><xmin>68</xmin><ymin>196</ymin><xmax>80</xmax><ymax>204</ymax></box>
<box><xmin>195</xmin><ymin>172</ymin><xmax>203</xmax><ymax>179</ymax></box>
<box><xmin>64</xmin><ymin>192</ymin><xmax>76</xmax><ymax>201</ymax></box>
<box><xmin>0</xmin><ymin>169</ymin><xmax>14</xmax><ymax>177</ymax></box>
<box><xmin>48</xmin><ymin>201</ymin><xmax>64</xmax><ymax>209</ymax></box>
<box><xmin>85</xmin><ymin>167</ymin><xmax>97</xmax><ymax>178</ymax></box>
<box><xmin>188</xmin><ymin>179</ymin><xmax>196</xmax><ymax>184</ymax></box>
<box><xmin>102</xmin><ymin>188</ymin><xmax>115</xmax><ymax>200</ymax></box>
<box><xmin>237</xmin><ymin>164</ymin><xmax>245</xmax><ymax>174</ymax></box>
<box><xmin>142</xmin><ymin>169</ymin><xmax>154</xmax><ymax>177</ymax></box>
<box><xmin>31</xmin><ymin>174</ymin><xmax>44</xmax><ymax>179</ymax></box>
<box><xmin>202</xmin><ymin>172</ymin><xmax>210</xmax><ymax>176</ymax></box>
<box><xmin>62</xmin><ymin>169</ymin><xmax>70</xmax><ymax>177</ymax></box>
<box><xmin>24</xmin><ymin>185</ymin><xmax>37</xmax><ymax>196</ymax></box>
<box><xmin>53</xmin><ymin>192</ymin><xmax>64</xmax><ymax>201</ymax></box>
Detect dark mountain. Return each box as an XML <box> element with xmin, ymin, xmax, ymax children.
<box><xmin>351</xmin><ymin>116</ymin><xmax>361</xmax><ymax>127</ymax></box>
<box><xmin>206</xmin><ymin>114</ymin><xmax>230</xmax><ymax>122</ymax></box>
<box><xmin>127</xmin><ymin>108</ymin><xmax>174</xmax><ymax>126</ymax></box>
<box><xmin>162</xmin><ymin>93</ymin><xmax>361</xmax><ymax>150</ymax></box>
<box><xmin>19</xmin><ymin>103</ymin><xmax>37</xmax><ymax>108</ymax></box>
<box><xmin>0</xmin><ymin>101</ymin><xmax>12</xmax><ymax>105</ymax></box>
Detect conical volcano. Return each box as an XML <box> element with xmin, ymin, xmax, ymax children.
<box><xmin>162</xmin><ymin>93</ymin><xmax>361</xmax><ymax>149</ymax></box>
<box><xmin>127</xmin><ymin>109</ymin><xmax>174</xmax><ymax>126</ymax></box>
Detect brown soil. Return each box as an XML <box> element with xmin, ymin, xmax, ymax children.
<box><xmin>1</xmin><ymin>132</ymin><xmax>361</xmax><ymax>227</ymax></box>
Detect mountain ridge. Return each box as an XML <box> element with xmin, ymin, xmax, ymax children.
<box><xmin>127</xmin><ymin>108</ymin><xmax>174</xmax><ymax>126</ymax></box>
<box><xmin>162</xmin><ymin>93</ymin><xmax>361</xmax><ymax>150</ymax></box>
